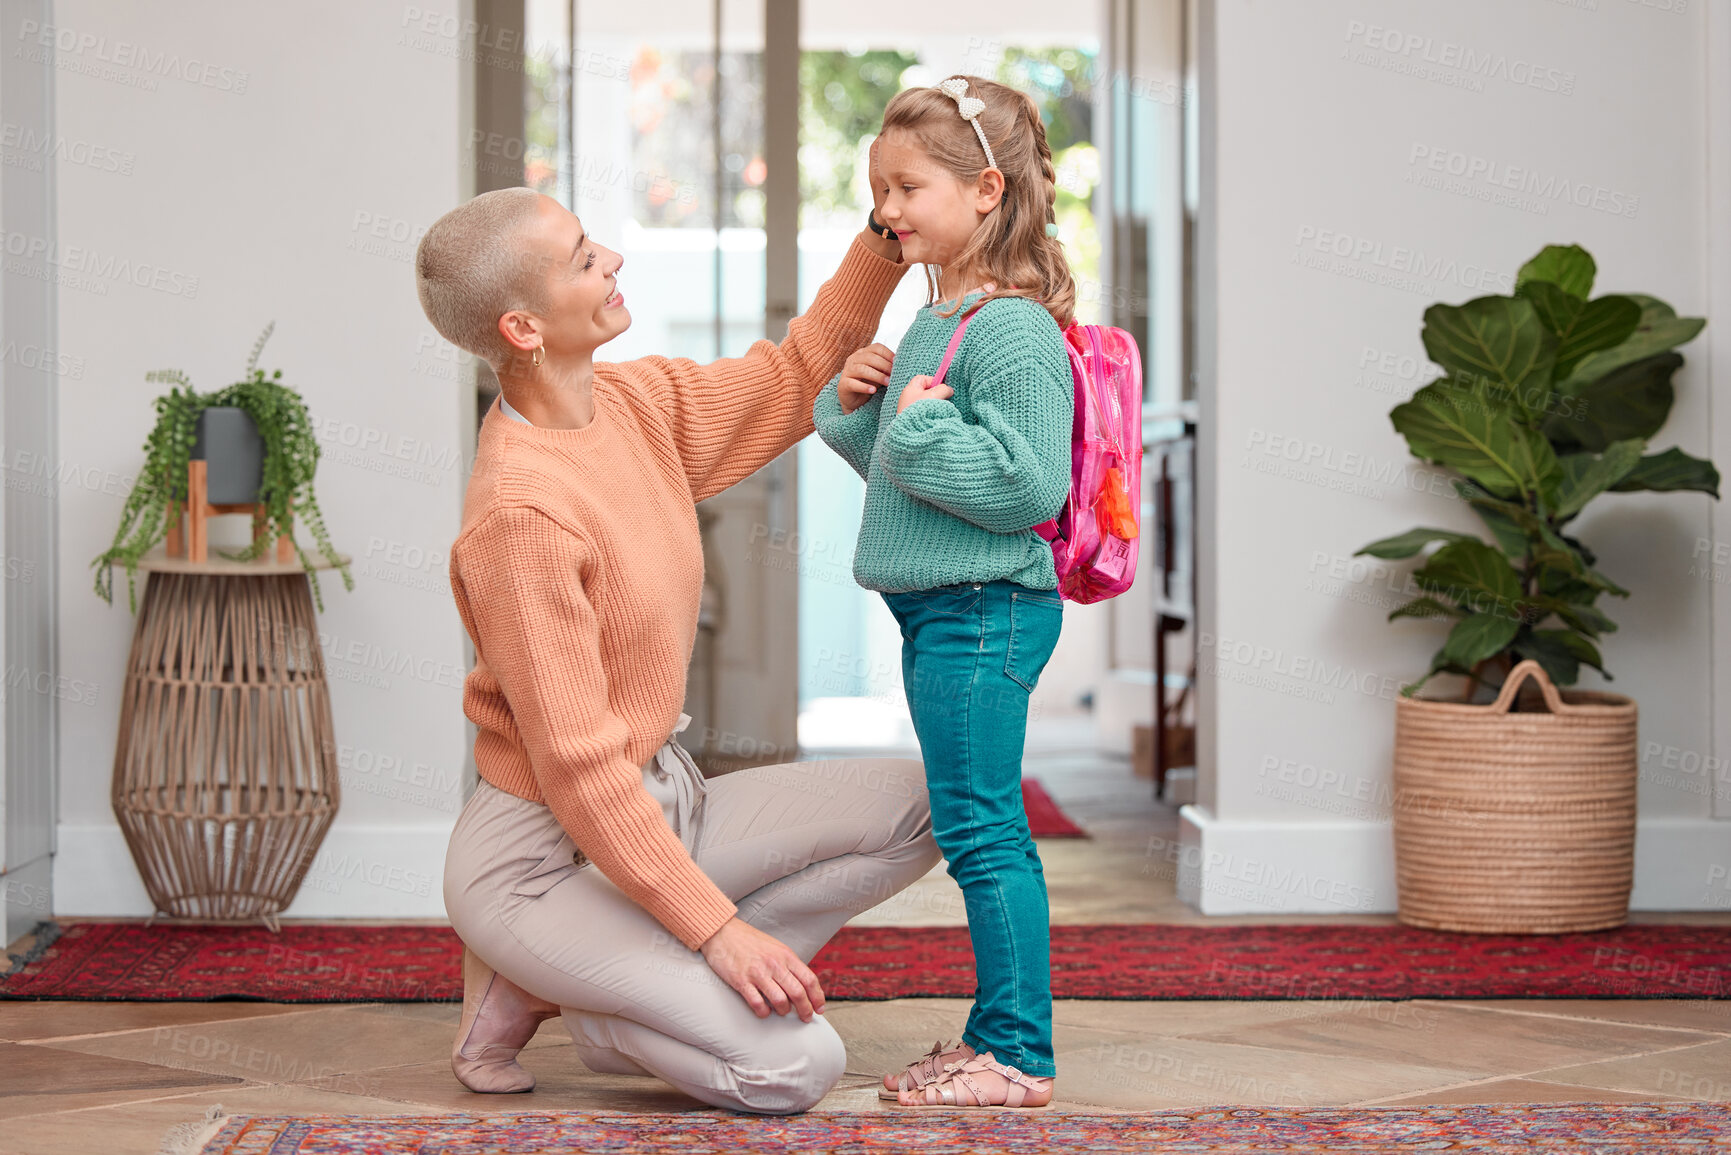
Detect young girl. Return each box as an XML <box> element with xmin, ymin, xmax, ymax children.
<box><xmin>813</xmin><ymin>76</ymin><xmax>1076</xmax><ymax>1109</ymax></box>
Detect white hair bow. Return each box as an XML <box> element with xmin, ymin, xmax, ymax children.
<box><xmin>937</xmin><ymin>77</ymin><xmax>997</xmax><ymax>170</ymax></box>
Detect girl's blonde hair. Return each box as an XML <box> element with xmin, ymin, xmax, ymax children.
<box><xmin>881</xmin><ymin>75</ymin><xmax>1075</xmax><ymax>330</ymax></box>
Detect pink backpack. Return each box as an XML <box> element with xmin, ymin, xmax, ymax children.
<box><xmin>932</xmin><ymin>303</ymin><xmax>1144</xmax><ymax>603</ymax></box>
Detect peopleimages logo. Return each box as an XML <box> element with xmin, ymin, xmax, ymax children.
<box><xmin>1342</xmin><ymin>20</ymin><xmax>1577</xmax><ymax>95</ymax></box>
<box><xmin>15</xmin><ymin>20</ymin><xmax>249</xmax><ymax>94</ymax></box>
<box><xmin>0</xmin><ymin>123</ymin><xmax>134</xmax><ymax>175</ymax></box>
<box><xmin>0</xmin><ymin>231</ymin><xmax>199</xmax><ymax>298</ymax></box>
<box><xmin>1408</xmin><ymin>145</ymin><xmax>1639</xmax><ymax>220</ymax></box>
<box><xmin>1292</xmin><ymin>226</ymin><xmax>1515</xmax><ymax>296</ymax></box>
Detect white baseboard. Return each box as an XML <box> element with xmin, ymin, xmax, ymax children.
<box><xmin>1631</xmin><ymin>818</ymin><xmax>1731</xmax><ymax>910</ymax></box>
<box><xmin>54</xmin><ymin>808</ymin><xmax>1729</xmax><ymax>922</ymax></box>
<box><xmin>1178</xmin><ymin>807</ymin><xmax>1731</xmax><ymax>914</ymax></box>
<box><xmin>2</xmin><ymin>855</ymin><xmax>53</xmax><ymax>943</ymax></box>
<box><xmin>1176</xmin><ymin>806</ymin><xmax>1395</xmax><ymax>914</ymax></box>
<box><xmin>55</xmin><ymin>822</ymin><xmax>454</xmax><ymax>920</ymax></box>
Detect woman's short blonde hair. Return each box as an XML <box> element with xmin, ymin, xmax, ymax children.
<box><xmin>415</xmin><ymin>187</ymin><xmax>547</xmax><ymax>368</ymax></box>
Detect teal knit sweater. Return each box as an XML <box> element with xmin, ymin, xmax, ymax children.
<box><xmin>813</xmin><ymin>291</ymin><xmax>1074</xmax><ymax>594</ymax></box>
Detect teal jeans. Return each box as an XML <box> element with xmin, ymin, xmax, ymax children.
<box><xmin>881</xmin><ymin>579</ymin><xmax>1064</xmax><ymax>1077</ymax></box>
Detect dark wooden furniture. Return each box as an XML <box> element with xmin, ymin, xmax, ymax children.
<box><xmin>1147</xmin><ymin>404</ymin><xmax>1197</xmax><ymax>798</ymax></box>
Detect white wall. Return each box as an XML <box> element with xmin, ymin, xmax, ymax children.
<box><xmin>51</xmin><ymin>1</ymin><xmax>472</xmax><ymax>917</ymax></box>
<box><xmin>1</xmin><ymin>0</ymin><xmax>61</xmax><ymax>944</ymax></box>
<box><xmin>1182</xmin><ymin>0</ymin><xmax>1729</xmax><ymax>913</ymax></box>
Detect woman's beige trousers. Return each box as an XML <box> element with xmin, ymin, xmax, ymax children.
<box><xmin>444</xmin><ymin>714</ymin><xmax>941</xmax><ymax>1114</ymax></box>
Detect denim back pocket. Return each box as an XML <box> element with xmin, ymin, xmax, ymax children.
<box><xmin>1004</xmin><ymin>589</ymin><xmax>1064</xmax><ymax>692</ymax></box>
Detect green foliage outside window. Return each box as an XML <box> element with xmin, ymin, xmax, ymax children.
<box><xmin>525</xmin><ymin>46</ymin><xmax>564</xmax><ymax>197</ymax></box>
<box><xmin>798</xmin><ymin>46</ymin><xmax>1102</xmax><ymax>316</ymax></box>
<box><xmin>997</xmin><ymin>47</ymin><xmax>1100</xmax><ymax>319</ymax></box>
<box><xmin>798</xmin><ymin>50</ymin><xmax>919</xmax><ymax>228</ymax></box>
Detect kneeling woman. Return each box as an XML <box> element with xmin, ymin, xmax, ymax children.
<box><xmin>416</xmin><ymin>166</ymin><xmax>939</xmax><ymax>1115</ymax></box>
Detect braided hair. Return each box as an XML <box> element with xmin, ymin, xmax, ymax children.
<box><xmin>880</xmin><ymin>75</ymin><xmax>1076</xmax><ymax>329</ymax></box>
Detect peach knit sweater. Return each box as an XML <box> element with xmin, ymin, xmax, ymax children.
<box><xmin>448</xmin><ymin>237</ymin><xmax>907</xmax><ymax>949</ymax></box>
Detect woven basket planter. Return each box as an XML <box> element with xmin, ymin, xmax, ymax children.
<box><xmin>1392</xmin><ymin>659</ymin><xmax>1637</xmax><ymax>934</ymax></box>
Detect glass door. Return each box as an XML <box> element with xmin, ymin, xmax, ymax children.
<box><xmin>794</xmin><ymin>9</ymin><xmax>1105</xmax><ymax>753</ymax></box>
<box><xmin>531</xmin><ymin>0</ymin><xmax>782</xmax><ymax>766</ymax></box>
<box><xmin>534</xmin><ymin>0</ymin><xmax>768</xmax><ymax>362</ymax></box>
<box><xmin>519</xmin><ymin>0</ymin><xmax>1132</xmax><ymax>762</ymax></box>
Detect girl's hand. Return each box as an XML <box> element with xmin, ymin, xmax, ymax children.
<box><xmin>699</xmin><ymin>917</ymin><xmax>826</xmax><ymax>1022</ymax></box>
<box><xmin>838</xmin><ymin>343</ymin><xmax>894</xmax><ymax>414</ymax></box>
<box><xmin>897</xmin><ymin>373</ymin><xmax>954</xmax><ymax>415</ymax></box>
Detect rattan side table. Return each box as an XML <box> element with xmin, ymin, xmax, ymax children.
<box><xmin>112</xmin><ymin>549</ymin><xmax>349</xmax><ymax>929</ymax></box>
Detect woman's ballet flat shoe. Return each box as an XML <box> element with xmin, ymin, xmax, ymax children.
<box><xmin>451</xmin><ymin>948</ymin><xmax>559</xmax><ymax>1093</ymax></box>
<box><xmin>894</xmin><ymin>1052</ymin><xmax>1054</xmax><ymax>1109</ymax></box>
<box><xmin>879</xmin><ymin>1039</ymin><xmax>975</xmax><ymax>1100</ymax></box>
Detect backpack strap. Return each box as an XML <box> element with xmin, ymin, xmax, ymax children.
<box><xmin>931</xmin><ymin>302</ymin><xmax>984</xmax><ymax>385</ymax></box>
<box><xmin>1032</xmin><ymin>320</ymin><xmax>1083</xmax><ymax>545</ymax></box>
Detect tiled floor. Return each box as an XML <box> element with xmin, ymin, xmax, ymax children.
<box><xmin>5</xmin><ymin>993</ymin><xmax>1730</xmax><ymax>1153</ymax></box>
<box><xmin>4</xmin><ymin>737</ymin><xmax>1728</xmax><ymax>1154</ymax></box>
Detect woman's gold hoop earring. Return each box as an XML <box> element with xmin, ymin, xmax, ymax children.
<box><xmin>531</xmin><ymin>344</ymin><xmax>545</xmax><ymax>368</ymax></box>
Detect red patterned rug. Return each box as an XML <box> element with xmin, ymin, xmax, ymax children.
<box><xmin>4</xmin><ymin>921</ymin><xmax>1727</xmax><ymax>1002</ymax></box>
<box><xmin>193</xmin><ymin>1104</ymin><xmax>1729</xmax><ymax>1154</ymax></box>
<box><xmin>1021</xmin><ymin>777</ymin><xmax>1087</xmax><ymax>837</ymax></box>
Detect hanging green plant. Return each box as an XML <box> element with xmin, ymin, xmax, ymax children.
<box><xmin>93</xmin><ymin>323</ymin><xmax>354</xmax><ymax>613</ymax></box>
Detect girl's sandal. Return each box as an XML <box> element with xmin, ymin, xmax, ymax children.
<box><xmin>894</xmin><ymin>1052</ymin><xmax>1054</xmax><ymax>1109</ymax></box>
<box><xmin>878</xmin><ymin>1039</ymin><xmax>975</xmax><ymax>1100</ymax></box>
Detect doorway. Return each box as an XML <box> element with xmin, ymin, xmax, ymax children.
<box><xmin>516</xmin><ymin>0</ymin><xmax>1183</xmax><ymax>772</ymax></box>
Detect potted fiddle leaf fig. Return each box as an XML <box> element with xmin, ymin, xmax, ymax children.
<box><xmin>1356</xmin><ymin>243</ymin><xmax>1716</xmax><ymax>934</ymax></box>
<box><xmin>1359</xmin><ymin>243</ymin><xmax>1717</xmax><ymax>695</ymax></box>
<box><xmin>93</xmin><ymin>323</ymin><xmax>353</xmax><ymax>613</ymax></box>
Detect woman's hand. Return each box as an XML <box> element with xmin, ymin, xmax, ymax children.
<box><xmin>868</xmin><ymin>135</ymin><xmax>888</xmax><ymax>219</ymax></box>
<box><xmin>699</xmin><ymin>918</ymin><xmax>826</xmax><ymax>1022</ymax></box>
<box><xmin>838</xmin><ymin>343</ymin><xmax>894</xmax><ymax>414</ymax></box>
<box><xmin>860</xmin><ymin>137</ymin><xmax>901</xmax><ymax>262</ymax></box>
<box><xmin>896</xmin><ymin>373</ymin><xmax>954</xmax><ymax>415</ymax></box>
